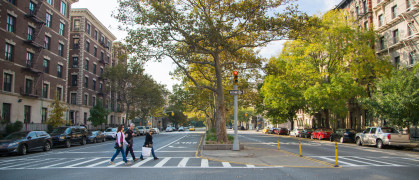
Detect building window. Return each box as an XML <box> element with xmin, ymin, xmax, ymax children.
<box><xmin>74</xmin><ymin>19</ymin><xmax>80</xmax><ymax>30</ymax></box>
<box><xmin>73</xmin><ymin>38</ymin><xmax>79</xmax><ymax>49</ymax></box>
<box><xmin>85</xmin><ymin>41</ymin><xmax>90</xmax><ymax>52</ymax></box>
<box><xmin>85</xmin><ymin>60</ymin><xmax>89</xmax><ymax>70</ymax></box>
<box><xmin>391</xmin><ymin>5</ymin><xmax>397</xmax><ymax>19</ymax></box>
<box><xmin>86</xmin><ymin>24</ymin><xmax>90</xmax><ymax>34</ymax></box>
<box><xmin>42</xmin><ymin>108</ymin><xmax>48</xmax><ymax>124</ymax></box>
<box><xmin>378</xmin><ymin>14</ymin><xmax>383</xmax><ymax>27</ymax></box>
<box><xmin>394</xmin><ymin>56</ymin><xmax>400</xmax><ymax>68</ymax></box>
<box><xmin>355</xmin><ymin>6</ymin><xmax>359</xmax><ymax>16</ymax></box>
<box><xmin>100</xmin><ymin>36</ymin><xmax>104</xmax><ymax>44</ymax></box>
<box><xmin>57</xmin><ymin>65</ymin><xmax>63</xmax><ymax>78</ymax></box>
<box><xmin>393</xmin><ymin>29</ymin><xmax>399</xmax><ymax>44</ymax></box>
<box><xmin>363</xmin><ymin>1</ymin><xmax>367</xmax><ymax>14</ymax></box>
<box><xmin>94</xmin><ymin>30</ymin><xmax>98</xmax><ymax>40</ymax></box>
<box><xmin>407</xmin><ymin>0</ymin><xmax>412</xmax><ymax>9</ymax></box>
<box><xmin>72</xmin><ymin>75</ymin><xmax>77</xmax><ymax>86</ymax></box>
<box><xmin>43</xmin><ymin>59</ymin><xmax>50</xmax><ymax>73</ymax></box>
<box><xmin>8</xmin><ymin>0</ymin><xmax>16</xmax><ymax>5</ymax></box>
<box><xmin>100</xmin><ymin>83</ymin><xmax>103</xmax><ymax>91</ymax></box>
<box><xmin>3</xmin><ymin>73</ymin><xmax>13</xmax><ymax>92</ymax></box>
<box><xmin>409</xmin><ymin>50</ymin><xmax>416</xmax><ymax>65</ymax></box>
<box><xmin>29</xmin><ymin>1</ymin><xmax>36</xmax><ymax>15</ymax></box>
<box><xmin>57</xmin><ymin>87</ymin><xmax>62</xmax><ymax>100</ymax></box>
<box><xmin>71</xmin><ymin>93</ymin><xmax>77</xmax><ymax>105</ymax></box>
<box><xmin>28</xmin><ymin>26</ymin><xmax>35</xmax><ymax>40</ymax></box>
<box><xmin>5</xmin><ymin>43</ymin><xmax>14</xmax><ymax>61</ymax></box>
<box><xmin>47</xmin><ymin>0</ymin><xmax>53</xmax><ymax>5</ymax></box>
<box><xmin>46</xmin><ymin>13</ymin><xmax>52</xmax><ymax>27</ymax></box>
<box><xmin>84</xmin><ymin>94</ymin><xmax>88</xmax><ymax>105</ymax></box>
<box><xmin>100</xmin><ymin>68</ymin><xmax>103</xmax><ymax>75</ymax></box>
<box><xmin>2</xmin><ymin>103</ymin><xmax>11</xmax><ymax>123</ymax></box>
<box><xmin>45</xmin><ymin>36</ymin><xmax>51</xmax><ymax>50</ymax></box>
<box><xmin>72</xmin><ymin>57</ymin><xmax>79</xmax><ymax>68</ymax></box>
<box><xmin>43</xmin><ymin>83</ymin><xmax>49</xmax><ymax>98</ymax></box>
<box><xmin>6</xmin><ymin>15</ymin><xmax>16</xmax><ymax>32</ymax></box>
<box><xmin>58</xmin><ymin>43</ymin><xmax>64</xmax><ymax>57</ymax></box>
<box><xmin>380</xmin><ymin>36</ymin><xmax>385</xmax><ymax>50</ymax></box>
<box><xmin>93</xmin><ymin>64</ymin><xmax>97</xmax><ymax>74</ymax></box>
<box><xmin>94</xmin><ymin>47</ymin><xmax>97</xmax><ymax>57</ymax></box>
<box><xmin>26</xmin><ymin>52</ymin><xmax>33</xmax><ymax>67</ymax></box>
<box><xmin>25</xmin><ymin>79</ymin><xmax>33</xmax><ymax>94</ymax></box>
<box><xmin>92</xmin><ymin>97</ymin><xmax>96</xmax><ymax>106</ymax></box>
<box><xmin>60</xmin><ymin>1</ymin><xmax>66</xmax><ymax>16</ymax></box>
<box><xmin>100</xmin><ymin>52</ymin><xmax>104</xmax><ymax>61</ymax></box>
<box><xmin>92</xmin><ymin>80</ymin><xmax>96</xmax><ymax>90</ymax></box>
<box><xmin>364</xmin><ymin>21</ymin><xmax>368</xmax><ymax>30</ymax></box>
<box><xmin>59</xmin><ymin>23</ymin><xmax>65</xmax><ymax>36</ymax></box>
<box><xmin>84</xmin><ymin>77</ymin><xmax>88</xmax><ymax>88</ymax></box>
<box><xmin>24</xmin><ymin>106</ymin><xmax>31</xmax><ymax>124</ymax></box>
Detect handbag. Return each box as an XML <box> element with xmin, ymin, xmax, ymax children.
<box><xmin>142</xmin><ymin>147</ymin><xmax>152</xmax><ymax>157</ymax></box>
<box><xmin>114</xmin><ymin>143</ymin><xmax>122</xmax><ymax>150</ymax></box>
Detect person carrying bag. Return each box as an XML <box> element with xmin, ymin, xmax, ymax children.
<box><xmin>140</xmin><ymin>129</ymin><xmax>158</xmax><ymax>160</ymax></box>
<box><xmin>109</xmin><ymin>125</ymin><xmax>131</xmax><ymax>165</ymax></box>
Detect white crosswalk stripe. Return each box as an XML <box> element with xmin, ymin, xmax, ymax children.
<box><xmin>177</xmin><ymin>157</ymin><xmax>189</xmax><ymax>167</ymax></box>
<box><xmin>201</xmin><ymin>159</ymin><xmax>209</xmax><ymax>167</ymax></box>
<box><xmin>311</xmin><ymin>156</ymin><xmax>419</xmax><ymax>167</ymax></box>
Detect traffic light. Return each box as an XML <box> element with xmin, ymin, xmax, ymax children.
<box><xmin>171</xmin><ymin>112</ymin><xmax>174</xmax><ymax>116</ymax></box>
<box><xmin>233</xmin><ymin>71</ymin><xmax>238</xmax><ymax>85</ymax></box>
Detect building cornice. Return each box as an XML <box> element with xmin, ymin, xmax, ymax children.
<box><xmin>70</xmin><ymin>8</ymin><xmax>117</xmax><ymax>41</ymax></box>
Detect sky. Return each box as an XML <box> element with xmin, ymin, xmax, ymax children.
<box><xmin>72</xmin><ymin>0</ymin><xmax>342</xmax><ymax>91</ymax></box>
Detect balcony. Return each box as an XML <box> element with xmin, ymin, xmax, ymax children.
<box><xmin>19</xmin><ymin>87</ymin><xmax>39</xmax><ymax>98</ymax></box>
<box><xmin>22</xmin><ymin>63</ymin><xmax>42</xmax><ymax>74</ymax></box>
<box><xmin>23</xmin><ymin>39</ymin><xmax>44</xmax><ymax>50</ymax></box>
<box><xmin>25</xmin><ymin>14</ymin><xmax>45</xmax><ymax>25</ymax></box>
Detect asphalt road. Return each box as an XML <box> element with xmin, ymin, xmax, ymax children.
<box><xmin>0</xmin><ymin>130</ymin><xmax>418</xmax><ymax>180</ymax></box>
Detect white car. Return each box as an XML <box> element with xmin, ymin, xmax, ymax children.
<box><xmin>137</xmin><ymin>126</ymin><xmax>146</xmax><ymax>135</ymax></box>
<box><xmin>289</xmin><ymin>129</ymin><xmax>303</xmax><ymax>137</ymax></box>
<box><xmin>152</xmin><ymin>128</ymin><xmax>160</xmax><ymax>134</ymax></box>
<box><xmin>166</xmin><ymin>127</ymin><xmax>173</xmax><ymax>132</ymax></box>
<box><xmin>104</xmin><ymin>128</ymin><xmax>117</xmax><ymax>139</ymax></box>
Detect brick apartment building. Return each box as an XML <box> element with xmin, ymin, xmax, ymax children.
<box><xmin>1</xmin><ymin>0</ymin><xmax>78</xmax><ymax>127</ymax></box>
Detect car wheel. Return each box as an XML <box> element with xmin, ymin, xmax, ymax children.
<box><xmin>19</xmin><ymin>144</ymin><xmax>27</xmax><ymax>155</ymax></box>
<box><xmin>102</xmin><ymin>138</ymin><xmax>106</xmax><ymax>142</ymax></box>
<box><xmin>340</xmin><ymin>137</ymin><xmax>344</xmax><ymax>143</ymax></box>
<box><xmin>94</xmin><ymin>138</ymin><xmax>97</xmax><ymax>144</ymax></box>
<box><xmin>329</xmin><ymin>137</ymin><xmax>333</xmax><ymax>142</ymax></box>
<box><xmin>65</xmin><ymin>140</ymin><xmax>71</xmax><ymax>148</ymax></box>
<box><xmin>377</xmin><ymin>139</ymin><xmax>384</xmax><ymax>149</ymax></box>
<box><xmin>43</xmin><ymin>142</ymin><xmax>51</xmax><ymax>151</ymax></box>
<box><xmin>81</xmin><ymin>137</ymin><xmax>87</xmax><ymax>145</ymax></box>
<box><xmin>356</xmin><ymin>137</ymin><xmax>362</xmax><ymax>146</ymax></box>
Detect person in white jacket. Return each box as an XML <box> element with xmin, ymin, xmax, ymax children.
<box><xmin>109</xmin><ymin>125</ymin><xmax>131</xmax><ymax>165</ymax></box>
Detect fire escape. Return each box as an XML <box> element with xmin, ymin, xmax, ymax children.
<box><xmin>401</xmin><ymin>0</ymin><xmax>419</xmax><ymax>66</ymax></box>
<box><xmin>21</xmin><ymin>0</ymin><xmax>46</xmax><ymax>98</ymax></box>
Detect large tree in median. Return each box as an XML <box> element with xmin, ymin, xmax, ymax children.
<box><xmin>115</xmin><ymin>0</ymin><xmax>307</xmax><ymax>142</ymax></box>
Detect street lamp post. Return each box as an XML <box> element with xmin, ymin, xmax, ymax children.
<box><xmin>233</xmin><ymin>71</ymin><xmax>239</xmax><ymax>151</ymax></box>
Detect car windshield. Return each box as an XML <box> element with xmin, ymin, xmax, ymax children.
<box><xmin>52</xmin><ymin>127</ymin><xmax>71</xmax><ymax>134</ymax></box>
<box><xmin>146</xmin><ymin>127</ymin><xmax>150</xmax><ymax>129</ymax></box>
<box><xmin>4</xmin><ymin>132</ymin><xmax>27</xmax><ymax>140</ymax></box>
<box><xmin>347</xmin><ymin>129</ymin><xmax>356</xmax><ymax>133</ymax></box>
<box><xmin>381</xmin><ymin>128</ymin><xmax>399</xmax><ymax>133</ymax></box>
<box><xmin>138</xmin><ymin>127</ymin><xmax>144</xmax><ymax>129</ymax></box>
<box><xmin>92</xmin><ymin>131</ymin><xmax>98</xmax><ymax>135</ymax></box>
<box><xmin>105</xmin><ymin>128</ymin><xmax>116</xmax><ymax>132</ymax></box>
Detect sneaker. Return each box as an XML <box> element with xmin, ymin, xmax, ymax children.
<box><xmin>133</xmin><ymin>158</ymin><xmax>139</xmax><ymax>162</ymax></box>
<box><xmin>109</xmin><ymin>161</ymin><xmax>115</xmax><ymax>165</ymax></box>
<box><xmin>154</xmin><ymin>157</ymin><xmax>159</xmax><ymax>160</ymax></box>
<box><xmin>125</xmin><ymin>161</ymin><xmax>132</xmax><ymax>165</ymax></box>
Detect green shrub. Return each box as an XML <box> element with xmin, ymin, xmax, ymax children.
<box><xmin>228</xmin><ymin>135</ymin><xmax>234</xmax><ymax>141</ymax></box>
<box><xmin>6</xmin><ymin>121</ymin><xmax>23</xmax><ymax>134</ymax></box>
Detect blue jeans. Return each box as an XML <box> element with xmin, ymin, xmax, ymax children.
<box><xmin>140</xmin><ymin>147</ymin><xmax>156</xmax><ymax>158</ymax></box>
<box><xmin>111</xmin><ymin>147</ymin><xmax>127</xmax><ymax>163</ymax></box>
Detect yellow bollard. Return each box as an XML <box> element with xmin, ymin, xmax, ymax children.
<box><xmin>277</xmin><ymin>135</ymin><xmax>280</xmax><ymax>150</ymax></box>
<box><xmin>299</xmin><ymin>137</ymin><xmax>302</xmax><ymax>157</ymax></box>
<box><xmin>334</xmin><ymin>142</ymin><xmax>339</xmax><ymax>167</ymax></box>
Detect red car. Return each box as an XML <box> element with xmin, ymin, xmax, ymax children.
<box><xmin>311</xmin><ymin>128</ymin><xmax>333</xmax><ymax>140</ymax></box>
<box><xmin>273</xmin><ymin>128</ymin><xmax>289</xmax><ymax>135</ymax></box>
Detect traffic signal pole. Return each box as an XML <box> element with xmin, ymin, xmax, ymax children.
<box><xmin>233</xmin><ymin>71</ymin><xmax>239</xmax><ymax>151</ymax></box>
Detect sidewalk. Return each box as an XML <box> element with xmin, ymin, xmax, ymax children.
<box><xmin>199</xmin><ymin>146</ymin><xmax>336</xmax><ymax>168</ymax></box>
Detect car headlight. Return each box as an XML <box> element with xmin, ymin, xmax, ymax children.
<box><xmin>8</xmin><ymin>142</ymin><xmax>19</xmax><ymax>148</ymax></box>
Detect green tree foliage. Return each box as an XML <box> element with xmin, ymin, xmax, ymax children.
<box><xmin>359</xmin><ymin>65</ymin><xmax>419</xmax><ymax>128</ymax></box>
<box><xmin>48</xmin><ymin>94</ymin><xmax>68</xmax><ymax>128</ymax></box>
<box><xmin>88</xmin><ymin>99</ymin><xmax>110</xmax><ymax>126</ymax></box>
<box><xmin>115</xmin><ymin>0</ymin><xmax>308</xmax><ymax>142</ymax></box>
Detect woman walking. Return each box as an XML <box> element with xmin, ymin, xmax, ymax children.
<box><xmin>109</xmin><ymin>125</ymin><xmax>131</xmax><ymax>165</ymax></box>
<box><xmin>140</xmin><ymin>129</ymin><xmax>158</xmax><ymax>160</ymax></box>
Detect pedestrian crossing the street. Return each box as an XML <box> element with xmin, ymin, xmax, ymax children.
<box><xmin>0</xmin><ymin>157</ymin><xmax>260</xmax><ymax>170</ymax></box>
<box><xmin>310</xmin><ymin>156</ymin><xmax>419</xmax><ymax>167</ymax></box>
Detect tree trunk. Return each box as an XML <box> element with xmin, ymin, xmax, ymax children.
<box><xmin>214</xmin><ymin>54</ymin><xmax>227</xmax><ymax>143</ymax></box>
<box><xmin>125</xmin><ymin>104</ymin><xmax>130</xmax><ymax>126</ymax></box>
<box><xmin>325</xmin><ymin>109</ymin><xmax>330</xmax><ymax>128</ymax></box>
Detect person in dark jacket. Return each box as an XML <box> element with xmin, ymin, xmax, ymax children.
<box><xmin>140</xmin><ymin>129</ymin><xmax>158</xmax><ymax>160</ymax></box>
<box><xmin>125</xmin><ymin>123</ymin><xmax>138</xmax><ymax>162</ymax></box>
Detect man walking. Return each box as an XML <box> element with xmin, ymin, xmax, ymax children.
<box><xmin>125</xmin><ymin>123</ymin><xmax>138</xmax><ymax>162</ymax></box>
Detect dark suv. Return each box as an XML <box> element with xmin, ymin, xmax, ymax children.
<box><xmin>0</xmin><ymin>131</ymin><xmax>52</xmax><ymax>155</ymax></box>
<box><xmin>51</xmin><ymin>126</ymin><xmax>88</xmax><ymax>148</ymax></box>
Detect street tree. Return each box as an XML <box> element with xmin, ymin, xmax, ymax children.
<box><xmin>88</xmin><ymin>99</ymin><xmax>110</xmax><ymax>126</ymax></box>
<box><xmin>115</xmin><ymin>0</ymin><xmax>308</xmax><ymax>142</ymax></box>
<box><xmin>48</xmin><ymin>94</ymin><xmax>68</xmax><ymax>128</ymax></box>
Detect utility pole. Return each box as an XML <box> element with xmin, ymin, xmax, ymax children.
<box><xmin>233</xmin><ymin>71</ymin><xmax>239</xmax><ymax>151</ymax></box>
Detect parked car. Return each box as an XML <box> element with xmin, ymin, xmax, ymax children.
<box><xmin>290</xmin><ymin>129</ymin><xmax>303</xmax><ymax>137</ymax></box>
<box><xmin>262</xmin><ymin>128</ymin><xmax>270</xmax><ymax>134</ymax></box>
<box><xmin>178</xmin><ymin>127</ymin><xmax>184</xmax><ymax>131</ymax></box>
<box><xmin>152</xmin><ymin>128</ymin><xmax>160</xmax><ymax>134</ymax></box>
<box><xmin>104</xmin><ymin>128</ymin><xmax>118</xmax><ymax>140</ymax></box>
<box><xmin>311</xmin><ymin>128</ymin><xmax>333</xmax><ymax>140</ymax></box>
<box><xmin>87</xmin><ymin>131</ymin><xmax>106</xmax><ymax>143</ymax></box>
<box><xmin>355</xmin><ymin>127</ymin><xmax>417</xmax><ymax>149</ymax></box>
<box><xmin>299</xmin><ymin>129</ymin><xmax>314</xmax><ymax>138</ymax></box>
<box><xmin>51</xmin><ymin>126</ymin><xmax>89</xmax><ymax>148</ymax></box>
<box><xmin>145</xmin><ymin>127</ymin><xmax>151</xmax><ymax>133</ymax></box>
<box><xmin>166</xmin><ymin>127</ymin><xmax>173</xmax><ymax>132</ymax></box>
<box><xmin>270</xmin><ymin>128</ymin><xmax>278</xmax><ymax>134</ymax></box>
<box><xmin>0</xmin><ymin>131</ymin><xmax>52</xmax><ymax>155</ymax></box>
<box><xmin>330</xmin><ymin>129</ymin><xmax>356</xmax><ymax>143</ymax></box>
<box><xmin>184</xmin><ymin>127</ymin><xmax>189</xmax><ymax>131</ymax></box>
<box><xmin>137</xmin><ymin>126</ymin><xmax>146</xmax><ymax>135</ymax></box>
<box><xmin>277</xmin><ymin>128</ymin><xmax>289</xmax><ymax>135</ymax></box>
<box><xmin>189</xmin><ymin>126</ymin><xmax>196</xmax><ymax>131</ymax></box>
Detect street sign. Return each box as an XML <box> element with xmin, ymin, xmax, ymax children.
<box><xmin>229</xmin><ymin>90</ymin><xmax>243</xmax><ymax>95</ymax></box>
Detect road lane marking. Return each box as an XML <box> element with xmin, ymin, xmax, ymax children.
<box><xmin>201</xmin><ymin>159</ymin><xmax>209</xmax><ymax>167</ymax></box>
<box><xmin>0</xmin><ymin>158</ymin><xmax>62</xmax><ymax>169</ymax></box>
<box><xmin>85</xmin><ymin>159</ymin><xmax>109</xmax><ymax>167</ymax></box>
<box><xmin>177</xmin><ymin>157</ymin><xmax>189</xmax><ymax>167</ymax></box>
<box><xmin>350</xmin><ymin>156</ymin><xmax>401</xmax><ymax>166</ymax></box>
<box><xmin>222</xmin><ymin>162</ymin><xmax>231</xmax><ymax>167</ymax></box>
<box><xmin>64</xmin><ymin>158</ymin><xmax>100</xmax><ymax>168</ymax></box>
<box><xmin>154</xmin><ymin>157</ymin><xmax>171</xmax><ymax>167</ymax></box>
<box><xmin>131</xmin><ymin>157</ymin><xmax>152</xmax><ymax>167</ymax></box>
<box><xmin>40</xmin><ymin>158</ymin><xmax>81</xmax><ymax>168</ymax></box>
<box><xmin>156</xmin><ymin>135</ymin><xmax>189</xmax><ymax>151</ymax></box>
<box><xmin>108</xmin><ymin>161</ymin><xmax>124</xmax><ymax>167</ymax></box>
<box><xmin>246</xmin><ymin>165</ymin><xmax>255</xmax><ymax>168</ymax></box>
<box><xmin>339</xmin><ymin>157</ymin><xmax>376</xmax><ymax>166</ymax></box>
<box><xmin>317</xmin><ymin>157</ymin><xmax>359</xmax><ymax>166</ymax></box>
